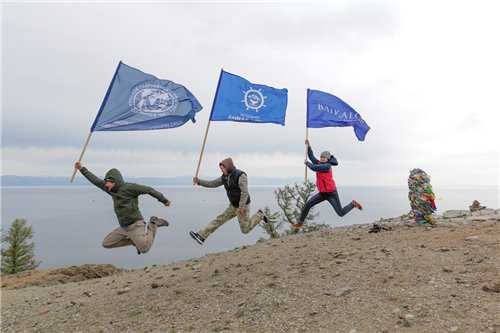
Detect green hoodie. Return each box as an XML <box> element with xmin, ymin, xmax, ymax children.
<box><xmin>80</xmin><ymin>167</ymin><xmax>169</xmax><ymax>227</ymax></box>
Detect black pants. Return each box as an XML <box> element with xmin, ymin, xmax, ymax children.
<box><xmin>299</xmin><ymin>191</ymin><xmax>354</xmax><ymax>223</ymax></box>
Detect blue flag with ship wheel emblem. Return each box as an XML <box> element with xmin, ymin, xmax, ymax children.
<box><xmin>209</xmin><ymin>70</ymin><xmax>288</xmax><ymax>126</ymax></box>
<box><xmin>90</xmin><ymin>62</ymin><xmax>202</xmax><ymax>132</ymax></box>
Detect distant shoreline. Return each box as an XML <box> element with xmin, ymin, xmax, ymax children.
<box><xmin>2</xmin><ymin>182</ymin><xmax>498</xmax><ymax>190</ymax></box>
<box><xmin>1</xmin><ymin>175</ymin><xmax>301</xmax><ymax>187</ymax></box>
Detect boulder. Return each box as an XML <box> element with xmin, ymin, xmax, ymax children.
<box><xmin>469</xmin><ymin>200</ymin><xmax>486</xmax><ymax>212</ymax></box>
<box><xmin>443</xmin><ymin>210</ymin><xmax>468</xmax><ymax>219</ymax></box>
<box><xmin>479</xmin><ymin>208</ymin><xmax>496</xmax><ymax>216</ymax></box>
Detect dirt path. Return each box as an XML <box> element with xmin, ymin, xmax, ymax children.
<box><xmin>2</xmin><ymin>210</ymin><xmax>499</xmax><ymax>333</ymax></box>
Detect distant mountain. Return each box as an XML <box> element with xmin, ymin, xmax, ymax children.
<box><xmin>1</xmin><ymin>175</ymin><xmax>302</xmax><ymax>187</ymax></box>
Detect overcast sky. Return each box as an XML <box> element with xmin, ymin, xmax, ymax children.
<box><xmin>2</xmin><ymin>1</ymin><xmax>499</xmax><ymax>187</ymax></box>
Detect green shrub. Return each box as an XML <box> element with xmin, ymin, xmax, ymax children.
<box><xmin>259</xmin><ymin>181</ymin><xmax>324</xmax><ymax>239</ymax></box>
<box><xmin>1</xmin><ymin>219</ymin><xmax>40</xmax><ymax>274</ymax></box>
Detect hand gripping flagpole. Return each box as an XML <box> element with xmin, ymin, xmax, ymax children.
<box><xmin>194</xmin><ymin>69</ymin><xmax>224</xmax><ymax>182</ymax></box>
<box><xmin>70</xmin><ymin>61</ymin><xmax>122</xmax><ymax>183</ymax></box>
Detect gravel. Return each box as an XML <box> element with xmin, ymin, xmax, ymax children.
<box><xmin>2</xmin><ymin>209</ymin><xmax>500</xmax><ymax>333</ymax></box>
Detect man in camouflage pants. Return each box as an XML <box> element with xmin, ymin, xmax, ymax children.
<box><xmin>189</xmin><ymin>158</ymin><xmax>268</xmax><ymax>245</ymax></box>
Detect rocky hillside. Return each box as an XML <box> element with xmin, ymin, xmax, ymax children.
<box><xmin>1</xmin><ymin>264</ymin><xmax>122</xmax><ymax>290</ymax></box>
<box><xmin>2</xmin><ymin>209</ymin><xmax>500</xmax><ymax>333</ymax></box>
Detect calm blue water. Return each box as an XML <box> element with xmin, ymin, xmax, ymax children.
<box><xmin>1</xmin><ymin>185</ymin><xmax>498</xmax><ymax>269</ymax></box>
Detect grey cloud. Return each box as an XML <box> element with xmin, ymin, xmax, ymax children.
<box><xmin>2</xmin><ymin>2</ymin><xmax>395</xmax><ymax>153</ymax></box>
<box><xmin>3</xmin><ymin>2</ymin><xmax>496</xmax><ymax>187</ymax></box>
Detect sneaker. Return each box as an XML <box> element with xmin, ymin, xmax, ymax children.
<box><xmin>258</xmin><ymin>209</ymin><xmax>269</xmax><ymax>224</ymax></box>
<box><xmin>352</xmin><ymin>200</ymin><xmax>363</xmax><ymax>210</ymax></box>
<box><xmin>189</xmin><ymin>231</ymin><xmax>205</xmax><ymax>245</ymax></box>
<box><xmin>150</xmin><ymin>216</ymin><xmax>169</xmax><ymax>227</ymax></box>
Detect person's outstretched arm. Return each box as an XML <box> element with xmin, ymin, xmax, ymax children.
<box><xmin>305</xmin><ymin>140</ymin><xmax>319</xmax><ymax>164</ymax></box>
<box><xmin>75</xmin><ymin>162</ymin><xmax>105</xmax><ymax>190</ymax></box>
<box><xmin>329</xmin><ymin>154</ymin><xmax>339</xmax><ymax>166</ymax></box>
<box><xmin>130</xmin><ymin>184</ymin><xmax>170</xmax><ymax>206</ymax></box>
<box><xmin>307</xmin><ymin>146</ymin><xmax>319</xmax><ymax>164</ymax></box>
<box><xmin>193</xmin><ymin>177</ymin><xmax>223</xmax><ymax>188</ymax></box>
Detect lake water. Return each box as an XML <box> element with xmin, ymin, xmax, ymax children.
<box><xmin>1</xmin><ymin>185</ymin><xmax>498</xmax><ymax>269</ymax></box>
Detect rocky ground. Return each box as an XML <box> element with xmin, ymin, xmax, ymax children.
<box><xmin>1</xmin><ymin>209</ymin><xmax>500</xmax><ymax>333</ymax></box>
<box><xmin>1</xmin><ymin>264</ymin><xmax>122</xmax><ymax>289</ymax></box>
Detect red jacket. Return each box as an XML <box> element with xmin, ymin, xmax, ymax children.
<box><xmin>315</xmin><ymin>165</ymin><xmax>336</xmax><ymax>192</ymax></box>
<box><xmin>306</xmin><ymin>146</ymin><xmax>338</xmax><ymax>193</ymax></box>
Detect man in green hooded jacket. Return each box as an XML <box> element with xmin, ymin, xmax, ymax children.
<box><xmin>74</xmin><ymin>162</ymin><xmax>170</xmax><ymax>254</ymax></box>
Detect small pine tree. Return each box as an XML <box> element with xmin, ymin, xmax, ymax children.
<box><xmin>258</xmin><ymin>181</ymin><xmax>321</xmax><ymax>238</ymax></box>
<box><xmin>275</xmin><ymin>180</ymin><xmax>318</xmax><ymax>231</ymax></box>
<box><xmin>259</xmin><ymin>207</ymin><xmax>281</xmax><ymax>239</ymax></box>
<box><xmin>1</xmin><ymin>219</ymin><xmax>40</xmax><ymax>274</ymax></box>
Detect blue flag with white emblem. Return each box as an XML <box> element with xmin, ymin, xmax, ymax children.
<box><xmin>90</xmin><ymin>62</ymin><xmax>202</xmax><ymax>132</ymax></box>
<box><xmin>209</xmin><ymin>70</ymin><xmax>288</xmax><ymax>126</ymax></box>
<box><xmin>307</xmin><ymin>89</ymin><xmax>370</xmax><ymax>141</ymax></box>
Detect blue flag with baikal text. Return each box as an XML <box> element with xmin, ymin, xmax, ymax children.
<box><xmin>307</xmin><ymin>89</ymin><xmax>370</xmax><ymax>141</ymax></box>
<box><xmin>210</xmin><ymin>70</ymin><xmax>288</xmax><ymax>126</ymax></box>
<box><xmin>90</xmin><ymin>62</ymin><xmax>202</xmax><ymax>132</ymax></box>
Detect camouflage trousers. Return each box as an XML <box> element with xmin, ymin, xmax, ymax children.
<box><xmin>102</xmin><ymin>219</ymin><xmax>157</xmax><ymax>254</ymax></box>
<box><xmin>198</xmin><ymin>204</ymin><xmax>264</xmax><ymax>239</ymax></box>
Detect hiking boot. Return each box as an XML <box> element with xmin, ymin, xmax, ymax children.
<box><xmin>258</xmin><ymin>209</ymin><xmax>269</xmax><ymax>224</ymax></box>
<box><xmin>352</xmin><ymin>200</ymin><xmax>363</xmax><ymax>210</ymax></box>
<box><xmin>292</xmin><ymin>223</ymin><xmax>303</xmax><ymax>231</ymax></box>
<box><xmin>150</xmin><ymin>216</ymin><xmax>169</xmax><ymax>227</ymax></box>
<box><xmin>189</xmin><ymin>231</ymin><xmax>205</xmax><ymax>245</ymax></box>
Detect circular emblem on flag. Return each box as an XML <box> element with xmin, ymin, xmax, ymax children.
<box><xmin>129</xmin><ymin>81</ymin><xmax>178</xmax><ymax>115</ymax></box>
<box><xmin>242</xmin><ymin>87</ymin><xmax>267</xmax><ymax>112</ymax></box>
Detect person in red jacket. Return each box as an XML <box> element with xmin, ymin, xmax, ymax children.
<box><xmin>294</xmin><ymin>140</ymin><xmax>363</xmax><ymax>230</ymax></box>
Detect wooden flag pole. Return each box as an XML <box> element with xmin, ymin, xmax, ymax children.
<box><xmin>69</xmin><ymin>62</ymin><xmax>122</xmax><ymax>183</ymax></box>
<box><xmin>304</xmin><ymin>127</ymin><xmax>309</xmax><ymax>183</ymax></box>
<box><xmin>194</xmin><ymin>120</ymin><xmax>212</xmax><ymax>180</ymax></box>
<box><xmin>193</xmin><ymin>69</ymin><xmax>224</xmax><ymax>182</ymax></box>
<box><xmin>70</xmin><ymin>132</ymin><xmax>93</xmax><ymax>182</ymax></box>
